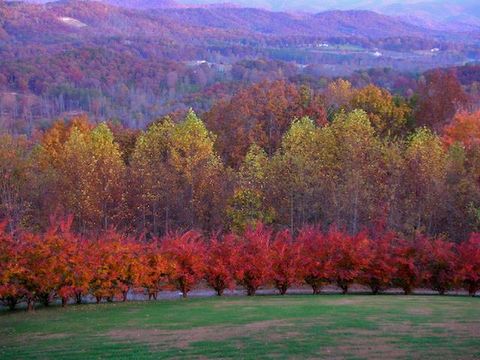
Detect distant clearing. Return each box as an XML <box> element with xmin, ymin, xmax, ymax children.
<box><xmin>58</xmin><ymin>17</ymin><xmax>87</xmax><ymax>28</ymax></box>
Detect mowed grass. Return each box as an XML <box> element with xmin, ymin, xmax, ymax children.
<box><xmin>0</xmin><ymin>295</ymin><xmax>479</xmax><ymax>359</ymax></box>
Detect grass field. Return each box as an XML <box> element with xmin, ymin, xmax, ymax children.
<box><xmin>1</xmin><ymin>295</ymin><xmax>479</xmax><ymax>359</ymax></box>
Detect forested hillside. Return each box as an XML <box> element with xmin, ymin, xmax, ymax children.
<box><xmin>1</xmin><ymin>73</ymin><xmax>479</xmax><ymax>242</ymax></box>
<box><xmin>1</xmin><ymin>0</ymin><xmax>479</xmax><ymax>132</ymax></box>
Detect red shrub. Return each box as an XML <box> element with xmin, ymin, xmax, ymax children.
<box><xmin>89</xmin><ymin>231</ymin><xmax>142</xmax><ymax>303</ymax></box>
<box><xmin>361</xmin><ymin>233</ymin><xmax>395</xmax><ymax>294</ymax></box>
<box><xmin>161</xmin><ymin>231</ymin><xmax>206</xmax><ymax>298</ymax></box>
<box><xmin>19</xmin><ymin>231</ymin><xmax>63</xmax><ymax>310</ymax></box>
<box><xmin>297</xmin><ymin>227</ymin><xmax>332</xmax><ymax>295</ymax></box>
<box><xmin>138</xmin><ymin>241</ymin><xmax>172</xmax><ymax>300</ymax></box>
<box><xmin>0</xmin><ymin>222</ymin><xmax>25</xmax><ymax>310</ymax></box>
<box><xmin>46</xmin><ymin>217</ymin><xmax>91</xmax><ymax>307</ymax></box>
<box><xmin>419</xmin><ymin>237</ymin><xmax>457</xmax><ymax>295</ymax></box>
<box><xmin>457</xmin><ymin>234</ymin><xmax>480</xmax><ymax>296</ymax></box>
<box><xmin>270</xmin><ymin>230</ymin><xmax>302</xmax><ymax>295</ymax></box>
<box><xmin>205</xmin><ymin>234</ymin><xmax>237</xmax><ymax>296</ymax></box>
<box><xmin>329</xmin><ymin>229</ymin><xmax>370</xmax><ymax>294</ymax></box>
<box><xmin>235</xmin><ymin>224</ymin><xmax>272</xmax><ymax>296</ymax></box>
<box><xmin>392</xmin><ymin>238</ymin><xmax>421</xmax><ymax>295</ymax></box>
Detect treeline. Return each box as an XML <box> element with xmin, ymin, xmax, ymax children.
<box><xmin>1</xmin><ymin>75</ymin><xmax>480</xmax><ymax>240</ymax></box>
<box><xmin>1</xmin><ymin>220</ymin><xmax>479</xmax><ymax>312</ymax></box>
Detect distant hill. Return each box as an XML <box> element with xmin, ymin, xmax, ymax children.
<box><xmin>178</xmin><ymin>0</ymin><xmax>480</xmax><ymax>31</ymax></box>
<box><xmin>379</xmin><ymin>1</ymin><xmax>480</xmax><ymax>31</ymax></box>
<box><xmin>148</xmin><ymin>7</ymin><xmax>434</xmax><ymax>39</ymax></box>
<box><xmin>104</xmin><ymin>0</ymin><xmax>180</xmax><ymax>9</ymax></box>
<box><xmin>1</xmin><ymin>0</ymin><xmax>440</xmax><ymax>41</ymax></box>
<box><xmin>12</xmin><ymin>0</ymin><xmax>480</xmax><ymax>33</ymax></box>
<box><xmin>1</xmin><ymin>0</ymin><xmax>478</xmax><ymax>131</ymax></box>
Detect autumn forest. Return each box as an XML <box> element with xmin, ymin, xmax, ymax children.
<box><xmin>1</xmin><ymin>73</ymin><xmax>478</xmax><ymax>238</ymax></box>
<box><xmin>1</xmin><ymin>1</ymin><xmax>480</xmax><ymax>319</ymax></box>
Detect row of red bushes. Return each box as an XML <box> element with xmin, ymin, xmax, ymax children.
<box><xmin>1</xmin><ymin>219</ymin><xmax>480</xmax><ymax>311</ymax></box>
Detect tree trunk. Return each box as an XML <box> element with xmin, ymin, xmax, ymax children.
<box><xmin>352</xmin><ymin>189</ymin><xmax>359</xmax><ymax>234</ymax></box>
<box><xmin>153</xmin><ymin>201</ymin><xmax>158</xmax><ymax>235</ymax></box>
<box><xmin>165</xmin><ymin>206</ymin><xmax>169</xmax><ymax>234</ymax></box>
<box><xmin>338</xmin><ymin>282</ymin><xmax>349</xmax><ymax>295</ymax></box>
<box><xmin>290</xmin><ymin>193</ymin><xmax>294</xmax><ymax>233</ymax></box>
<box><xmin>7</xmin><ymin>297</ymin><xmax>18</xmax><ymax>311</ymax></box>
<box><xmin>468</xmin><ymin>283</ymin><xmax>477</xmax><ymax>297</ymax></box>
<box><xmin>27</xmin><ymin>298</ymin><xmax>35</xmax><ymax>312</ymax></box>
<box><xmin>41</xmin><ymin>293</ymin><xmax>51</xmax><ymax>307</ymax></box>
<box><xmin>277</xmin><ymin>284</ymin><xmax>288</xmax><ymax>295</ymax></box>
<box><xmin>311</xmin><ymin>284</ymin><xmax>321</xmax><ymax>295</ymax></box>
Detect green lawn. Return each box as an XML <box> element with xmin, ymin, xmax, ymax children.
<box><xmin>0</xmin><ymin>295</ymin><xmax>479</xmax><ymax>359</ymax></box>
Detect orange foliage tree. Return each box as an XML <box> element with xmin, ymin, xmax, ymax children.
<box><xmin>443</xmin><ymin>111</ymin><xmax>480</xmax><ymax>149</ymax></box>
<box><xmin>138</xmin><ymin>240</ymin><xmax>172</xmax><ymax>300</ymax></box>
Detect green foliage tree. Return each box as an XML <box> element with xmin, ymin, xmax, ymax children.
<box><xmin>326</xmin><ymin>110</ymin><xmax>386</xmax><ymax>233</ymax></box>
<box><xmin>61</xmin><ymin>123</ymin><xmax>126</xmax><ymax>230</ymax></box>
<box><xmin>227</xmin><ymin>144</ymin><xmax>274</xmax><ymax>233</ymax></box>
<box><xmin>350</xmin><ymin>84</ymin><xmax>411</xmax><ymax>137</ymax></box>
<box><xmin>131</xmin><ymin>110</ymin><xmax>227</xmax><ymax>233</ymax></box>
<box><xmin>402</xmin><ymin>128</ymin><xmax>447</xmax><ymax>235</ymax></box>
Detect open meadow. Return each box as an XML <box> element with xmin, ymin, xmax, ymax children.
<box><xmin>1</xmin><ymin>295</ymin><xmax>479</xmax><ymax>359</ymax></box>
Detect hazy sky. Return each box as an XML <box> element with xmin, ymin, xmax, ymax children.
<box><xmin>179</xmin><ymin>0</ymin><xmax>423</xmax><ymax>10</ymax></box>
<box><xmin>178</xmin><ymin>0</ymin><xmax>475</xmax><ymax>13</ymax></box>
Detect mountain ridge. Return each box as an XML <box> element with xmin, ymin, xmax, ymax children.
<box><xmin>1</xmin><ymin>0</ymin><xmax>443</xmax><ymax>41</ymax></box>
<box><xmin>9</xmin><ymin>0</ymin><xmax>480</xmax><ymax>32</ymax></box>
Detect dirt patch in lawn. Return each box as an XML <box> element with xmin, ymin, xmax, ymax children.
<box><xmin>5</xmin><ymin>332</ymin><xmax>71</xmax><ymax>346</ymax></box>
<box><xmin>36</xmin><ymin>333</ymin><xmax>70</xmax><ymax>340</ymax></box>
<box><xmin>322</xmin><ymin>297</ymin><xmax>370</xmax><ymax>306</ymax></box>
<box><xmin>108</xmin><ymin>320</ymin><xmax>298</xmax><ymax>349</ymax></box>
<box><xmin>429</xmin><ymin>321</ymin><xmax>480</xmax><ymax>336</ymax></box>
<box><xmin>328</xmin><ymin>299</ymin><xmax>358</xmax><ymax>306</ymax></box>
<box><xmin>406</xmin><ymin>307</ymin><xmax>433</xmax><ymax>316</ymax></box>
<box><xmin>212</xmin><ymin>299</ymin><xmax>306</xmax><ymax>309</ymax></box>
<box><xmin>323</xmin><ymin>329</ymin><xmax>406</xmax><ymax>359</ymax></box>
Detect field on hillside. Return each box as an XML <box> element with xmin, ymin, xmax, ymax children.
<box><xmin>0</xmin><ymin>295</ymin><xmax>479</xmax><ymax>359</ymax></box>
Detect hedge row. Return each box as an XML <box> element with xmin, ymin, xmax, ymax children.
<box><xmin>1</xmin><ymin>220</ymin><xmax>479</xmax><ymax>311</ymax></box>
